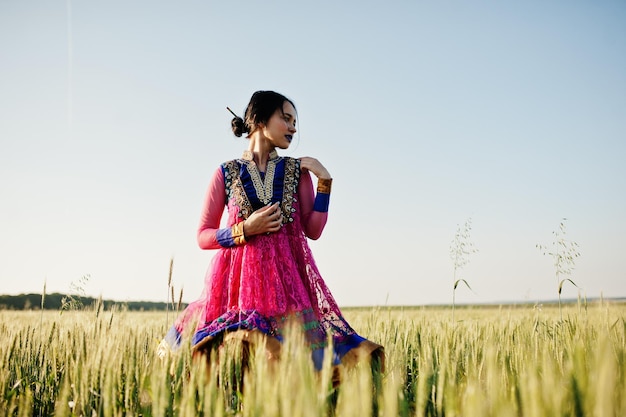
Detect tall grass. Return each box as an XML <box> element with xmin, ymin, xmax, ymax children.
<box><xmin>537</xmin><ymin>219</ymin><xmax>581</xmax><ymax>320</ymax></box>
<box><xmin>1</xmin><ymin>303</ymin><xmax>624</xmax><ymax>416</ymax></box>
<box><xmin>449</xmin><ymin>218</ymin><xmax>478</xmax><ymax>322</ymax></box>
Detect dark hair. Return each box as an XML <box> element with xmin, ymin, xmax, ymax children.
<box><xmin>231</xmin><ymin>91</ymin><xmax>296</xmax><ymax>137</ymax></box>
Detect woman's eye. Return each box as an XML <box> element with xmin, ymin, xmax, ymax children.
<box><xmin>283</xmin><ymin>116</ymin><xmax>295</xmax><ymax>127</ymax></box>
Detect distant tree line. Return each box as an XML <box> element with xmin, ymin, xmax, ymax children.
<box><xmin>2</xmin><ymin>293</ymin><xmax>621</xmax><ymax>312</ymax></box>
<box><xmin>0</xmin><ymin>293</ymin><xmax>184</xmax><ymax>311</ymax></box>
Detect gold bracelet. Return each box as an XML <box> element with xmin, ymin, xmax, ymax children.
<box><xmin>231</xmin><ymin>221</ymin><xmax>247</xmax><ymax>245</ymax></box>
<box><xmin>317</xmin><ymin>178</ymin><xmax>332</xmax><ymax>194</ymax></box>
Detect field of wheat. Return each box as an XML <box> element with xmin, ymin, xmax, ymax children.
<box><xmin>1</xmin><ymin>302</ymin><xmax>624</xmax><ymax>417</ymax></box>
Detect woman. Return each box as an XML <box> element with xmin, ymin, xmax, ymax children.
<box><xmin>163</xmin><ymin>90</ymin><xmax>383</xmax><ymax>372</ymax></box>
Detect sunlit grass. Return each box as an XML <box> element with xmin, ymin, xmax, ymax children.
<box><xmin>1</xmin><ymin>302</ymin><xmax>624</xmax><ymax>416</ymax></box>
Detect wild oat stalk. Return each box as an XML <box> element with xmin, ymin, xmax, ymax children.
<box><xmin>60</xmin><ymin>274</ymin><xmax>90</xmax><ymax>313</ymax></box>
<box><xmin>449</xmin><ymin>218</ymin><xmax>478</xmax><ymax>322</ymax></box>
<box><xmin>536</xmin><ymin>218</ymin><xmax>581</xmax><ymax>320</ymax></box>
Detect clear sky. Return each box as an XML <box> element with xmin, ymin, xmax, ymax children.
<box><xmin>1</xmin><ymin>1</ymin><xmax>625</xmax><ymax>307</ymax></box>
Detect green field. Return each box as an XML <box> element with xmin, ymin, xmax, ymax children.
<box><xmin>2</xmin><ymin>302</ymin><xmax>624</xmax><ymax>416</ymax></box>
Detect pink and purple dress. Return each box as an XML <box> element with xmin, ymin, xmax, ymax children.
<box><xmin>165</xmin><ymin>150</ymin><xmax>382</xmax><ymax>370</ymax></box>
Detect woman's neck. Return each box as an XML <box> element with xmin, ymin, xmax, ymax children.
<box><xmin>247</xmin><ymin>135</ymin><xmax>275</xmax><ymax>172</ymax></box>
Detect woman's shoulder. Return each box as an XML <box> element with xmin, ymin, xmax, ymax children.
<box><xmin>217</xmin><ymin>159</ymin><xmax>242</xmax><ymax>180</ymax></box>
<box><xmin>219</xmin><ymin>158</ymin><xmax>242</xmax><ymax>169</ymax></box>
<box><xmin>281</xmin><ymin>156</ymin><xmax>301</xmax><ymax>168</ymax></box>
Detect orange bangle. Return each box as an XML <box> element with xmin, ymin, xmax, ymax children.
<box><xmin>317</xmin><ymin>178</ymin><xmax>332</xmax><ymax>194</ymax></box>
<box><xmin>231</xmin><ymin>221</ymin><xmax>247</xmax><ymax>245</ymax></box>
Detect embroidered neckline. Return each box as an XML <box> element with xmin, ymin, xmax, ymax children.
<box><xmin>241</xmin><ymin>150</ymin><xmax>280</xmax><ymax>205</ymax></box>
<box><xmin>242</xmin><ymin>149</ymin><xmax>279</xmax><ymax>162</ymax></box>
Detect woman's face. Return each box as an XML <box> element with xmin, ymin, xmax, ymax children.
<box><xmin>259</xmin><ymin>101</ymin><xmax>297</xmax><ymax>149</ymax></box>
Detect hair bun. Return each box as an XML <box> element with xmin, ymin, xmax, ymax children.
<box><xmin>231</xmin><ymin>116</ymin><xmax>249</xmax><ymax>137</ymax></box>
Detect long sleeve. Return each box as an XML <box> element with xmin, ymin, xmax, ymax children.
<box><xmin>298</xmin><ymin>169</ymin><xmax>329</xmax><ymax>240</ymax></box>
<box><xmin>197</xmin><ymin>168</ymin><xmax>228</xmax><ymax>250</ymax></box>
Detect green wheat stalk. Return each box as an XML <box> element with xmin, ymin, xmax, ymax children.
<box><xmin>177</xmin><ymin>287</ymin><xmax>184</xmax><ymax>313</ymax></box>
<box><xmin>166</xmin><ymin>258</ymin><xmax>174</xmax><ymax>327</ymax></box>
<box><xmin>39</xmin><ymin>279</ymin><xmax>46</xmax><ymax>339</ymax></box>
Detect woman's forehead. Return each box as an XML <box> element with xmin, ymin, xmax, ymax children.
<box><xmin>282</xmin><ymin>101</ymin><xmax>297</xmax><ymax>117</ymax></box>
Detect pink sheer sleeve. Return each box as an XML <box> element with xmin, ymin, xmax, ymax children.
<box><xmin>299</xmin><ymin>169</ymin><xmax>329</xmax><ymax>240</ymax></box>
<box><xmin>197</xmin><ymin>168</ymin><xmax>227</xmax><ymax>250</ymax></box>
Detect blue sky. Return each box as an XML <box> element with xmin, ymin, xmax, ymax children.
<box><xmin>1</xmin><ymin>0</ymin><xmax>625</xmax><ymax>306</ymax></box>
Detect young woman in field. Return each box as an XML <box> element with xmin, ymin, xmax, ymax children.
<box><xmin>161</xmin><ymin>90</ymin><xmax>383</xmax><ymax>375</ymax></box>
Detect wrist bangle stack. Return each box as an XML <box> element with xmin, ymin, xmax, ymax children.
<box><xmin>317</xmin><ymin>178</ymin><xmax>332</xmax><ymax>194</ymax></box>
<box><xmin>231</xmin><ymin>221</ymin><xmax>247</xmax><ymax>245</ymax></box>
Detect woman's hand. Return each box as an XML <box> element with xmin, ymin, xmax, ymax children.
<box><xmin>243</xmin><ymin>202</ymin><xmax>283</xmax><ymax>237</ymax></box>
<box><xmin>300</xmin><ymin>157</ymin><xmax>331</xmax><ymax>180</ymax></box>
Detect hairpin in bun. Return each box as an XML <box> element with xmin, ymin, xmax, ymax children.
<box><xmin>226</xmin><ymin>107</ymin><xmax>239</xmax><ymax>118</ymax></box>
<box><xmin>227</xmin><ymin>106</ymin><xmax>249</xmax><ymax>137</ymax></box>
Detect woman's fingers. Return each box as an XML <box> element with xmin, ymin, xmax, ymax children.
<box><xmin>299</xmin><ymin>157</ymin><xmax>331</xmax><ymax>179</ymax></box>
<box><xmin>258</xmin><ymin>203</ymin><xmax>282</xmax><ymax>234</ymax></box>
<box><xmin>257</xmin><ymin>203</ymin><xmax>275</xmax><ymax>214</ymax></box>
<box><xmin>268</xmin><ymin>206</ymin><xmax>282</xmax><ymax>231</ymax></box>
<box><xmin>244</xmin><ymin>203</ymin><xmax>285</xmax><ymax>236</ymax></box>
